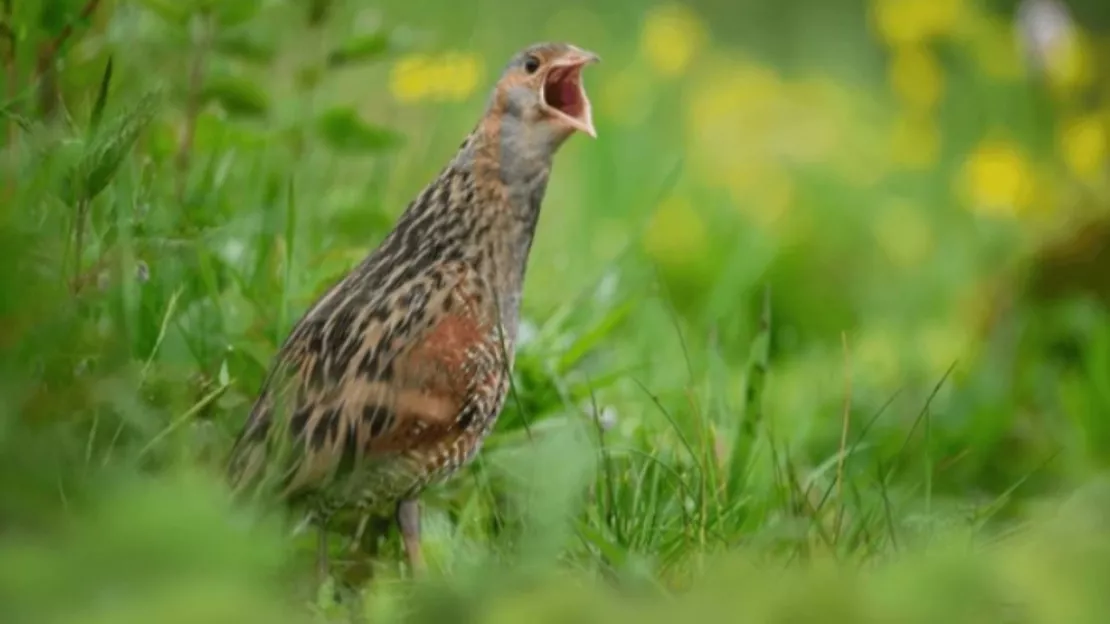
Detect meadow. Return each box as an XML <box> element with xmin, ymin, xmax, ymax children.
<box><xmin>4</xmin><ymin>0</ymin><xmax>1110</xmax><ymax>621</ymax></box>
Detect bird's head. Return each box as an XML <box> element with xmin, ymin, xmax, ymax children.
<box><xmin>487</xmin><ymin>42</ymin><xmax>599</xmax><ymax>151</ymax></box>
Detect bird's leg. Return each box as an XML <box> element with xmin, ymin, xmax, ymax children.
<box><xmin>396</xmin><ymin>498</ymin><xmax>425</xmax><ymax>575</ymax></box>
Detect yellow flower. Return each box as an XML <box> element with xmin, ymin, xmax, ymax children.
<box><xmin>640</xmin><ymin>3</ymin><xmax>707</xmax><ymax>77</ymax></box>
<box><xmin>889</xmin><ymin>44</ymin><xmax>944</xmax><ymax>110</ymax></box>
<box><xmin>873</xmin><ymin>201</ymin><xmax>934</xmax><ymax>268</ymax></box>
<box><xmin>389</xmin><ymin>51</ymin><xmax>484</xmax><ymax>103</ymax></box>
<box><xmin>390</xmin><ymin>54</ymin><xmax>434</xmax><ymax>102</ymax></box>
<box><xmin>1058</xmin><ymin>114</ymin><xmax>1107</xmax><ymax>181</ymax></box>
<box><xmin>642</xmin><ymin>195</ymin><xmax>707</xmax><ymax>265</ymax></box>
<box><xmin>870</xmin><ymin>0</ymin><xmax>966</xmax><ymax>47</ymax></box>
<box><xmin>890</xmin><ymin>112</ymin><xmax>941</xmax><ymax>169</ymax></box>
<box><xmin>959</xmin><ymin>139</ymin><xmax>1035</xmax><ymax>216</ymax></box>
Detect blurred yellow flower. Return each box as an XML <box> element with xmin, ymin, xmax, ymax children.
<box><xmin>685</xmin><ymin>56</ymin><xmax>784</xmax><ymax>186</ymax></box>
<box><xmin>956</xmin><ymin>11</ymin><xmax>1023</xmax><ymax>81</ymax></box>
<box><xmin>389</xmin><ymin>51</ymin><xmax>484</xmax><ymax>103</ymax></box>
<box><xmin>726</xmin><ymin>165</ymin><xmax>794</xmax><ymax>230</ymax></box>
<box><xmin>640</xmin><ymin>3</ymin><xmax>707</xmax><ymax>77</ymax></box>
<box><xmin>870</xmin><ymin>0</ymin><xmax>966</xmax><ymax>46</ymax></box>
<box><xmin>873</xmin><ymin>201</ymin><xmax>934</xmax><ymax>268</ymax></box>
<box><xmin>835</xmin><ymin>148</ymin><xmax>888</xmax><ymax>189</ymax></box>
<box><xmin>642</xmin><ymin>195</ymin><xmax>707</xmax><ymax>265</ymax></box>
<box><xmin>778</xmin><ymin>77</ymin><xmax>854</xmax><ymax>165</ymax></box>
<box><xmin>889</xmin><ymin>44</ymin><xmax>944</xmax><ymax>110</ymax></box>
<box><xmin>683</xmin><ymin>54</ymin><xmax>890</xmax><ymax>233</ymax></box>
<box><xmin>890</xmin><ymin>112</ymin><xmax>941</xmax><ymax>169</ymax></box>
<box><xmin>1058</xmin><ymin>114</ymin><xmax>1107</xmax><ymax>181</ymax></box>
<box><xmin>959</xmin><ymin>139</ymin><xmax>1035</xmax><ymax>216</ymax></box>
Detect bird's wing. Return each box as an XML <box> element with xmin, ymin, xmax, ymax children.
<box><xmin>228</xmin><ymin>262</ymin><xmax>506</xmax><ymax>501</ymax></box>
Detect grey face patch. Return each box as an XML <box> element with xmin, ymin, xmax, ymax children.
<box><xmin>498</xmin><ymin>83</ymin><xmax>565</xmax><ymax>181</ymax></box>
<box><xmin>498</xmin><ymin>112</ymin><xmax>552</xmax><ymax>185</ymax></box>
<box><xmin>502</xmin><ymin>84</ymin><xmax>538</xmax><ymax>118</ymax></box>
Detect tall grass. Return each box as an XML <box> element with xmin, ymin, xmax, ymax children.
<box><xmin>4</xmin><ymin>0</ymin><xmax>1110</xmax><ymax>621</ymax></box>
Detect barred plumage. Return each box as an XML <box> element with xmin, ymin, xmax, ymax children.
<box><xmin>226</xmin><ymin>42</ymin><xmax>599</xmax><ymax>581</ymax></box>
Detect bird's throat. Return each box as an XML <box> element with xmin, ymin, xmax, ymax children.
<box><xmin>452</xmin><ymin>127</ymin><xmax>552</xmax><ymax>334</ymax></box>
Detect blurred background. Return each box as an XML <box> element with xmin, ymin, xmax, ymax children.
<box><xmin>4</xmin><ymin>0</ymin><xmax>1110</xmax><ymax>621</ymax></box>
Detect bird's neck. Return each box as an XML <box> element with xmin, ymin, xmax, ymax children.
<box><xmin>463</xmin><ymin>116</ymin><xmax>556</xmax><ymax>218</ymax></box>
<box><xmin>454</xmin><ymin>122</ymin><xmax>556</xmax><ymax>326</ymax></box>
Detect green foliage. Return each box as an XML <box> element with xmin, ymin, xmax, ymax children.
<box><xmin>4</xmin><ymin>0</ymin><xmax>1110</xmax><ymax>622</ymax></box>
<box><xmin>316</xmin><ymin>106</ymin><xmax>403</xmax><ymax>153</ymax></box>
<box><xmin>214</xmin><ymin>32</ymin><xmax>278</xmax><ymax>65</ymax></box>
<box><xmin>202</xmin><ymin>74</ymin><xmax>270</xmax><ymax>119</ymax></box>
<box><xmin>60</xmin><ymin>87</ymin><xmax>161</xmax><ymax>204</ymax></box>
<box><xmin>326</xmin><ymin>31</ymin><xmax>392</xmax><ymax>68</ymax></box>
<box><xmin>134</xmin><ymin>0</ymin><xmax>263</xmax><ymax>28</ymax></box>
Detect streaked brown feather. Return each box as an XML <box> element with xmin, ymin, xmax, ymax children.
<box><xmin>225</xmin><ymin>43</ymin><xmax>598</xmax><ymax>579</ymax></box>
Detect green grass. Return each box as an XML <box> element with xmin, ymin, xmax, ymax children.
<box><xmin>4</xmin><ymin>0</ymin><xmax>1110</xmax><ymax>621</ymax></box>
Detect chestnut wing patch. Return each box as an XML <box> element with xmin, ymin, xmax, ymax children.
<box><xmin>275</xmin><ymin>297</ymin><xmax>498</xmax><ymax>499</ymax></box>
<box><xmin>229</xmin><ymin>262</ymin><xmax>504</xmax><ymax>507</ymax></box>
<box><xmin>366</xmin><ymin>309</ymin><xmax>493</xmax><ymax>454</ymax></box>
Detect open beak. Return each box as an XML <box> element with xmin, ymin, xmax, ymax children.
<box><xmin>541</xmin><ymin>48</ymin><xmax>600</xmax><ymax>138</ymax></box>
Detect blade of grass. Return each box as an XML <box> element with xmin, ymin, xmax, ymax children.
<box><xmin>835</xmin><ymin>330</ymin><xmax>852</xmax><ymax>543</ymax></box>
<box><xmin>136</xmin><ymin>379</ymin><xmax>232</xmax><ymax>460</ymax></box>
<box><xmin>140</xmin><ymin>287</ymin><xmax>182</xmax><ymax>382</ymax></box>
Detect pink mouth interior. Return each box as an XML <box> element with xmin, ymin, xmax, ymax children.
<box><xmin>543</xmin><ymin>66</ymin><xmax>585</xmax><ymax>119</ymax></box>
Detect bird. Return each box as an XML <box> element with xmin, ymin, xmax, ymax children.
<box><xmin>225</xmin><ymin>42</ymin><xmax>599</xmax><ymax>583</ymax></box>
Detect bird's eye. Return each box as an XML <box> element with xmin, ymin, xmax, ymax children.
<box><xmin>524</xmin><ymin>55</ymin><xmax>540</xmax><ymax>74</ymax></box>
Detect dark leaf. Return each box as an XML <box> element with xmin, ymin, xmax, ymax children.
<box><xmin>207</xmin><ymin>0</ymin><xmax>263</xmax><ymax>28</ymax></box>
<box><xmin>201</xmin><ymin>75</ymin><xmax>270</xmax><ymax>119</ymax></box>
<box><xmin>134</xmin><ymin>0</ymin><xmax>190</xmax><ymax>24</ymax></box>
<box><xmin>192</xmin><ymin>111</ymin><xmax>268</xmax><ymax>152</ymax></box>
<box><xmin>214</xmin><ymin>32</ymin><xmax>276</xmax><ymax>65</ymax></box>
<box><xmin>88</xmin><ymin>56</ymin><xmax>113</xmax><ymax>134</ymax></box>
<box><xmin>39</xmin><ymin>0</ymin><xmax>68</xmax><ymax>32</ymax></box>
<box><xmin>326</xmin><ymin>32</ymin><xmax>390</xmax><ymax>68</ymax></box>
<box><xmin>315</xmin><ymin>107</ymin><xmax>402</xmax><ymax>153</ymax></box>
<box><xmin>135</xmin><ymin>0</ymin><xmax>260</xmax><ymax>27</ymax></box>
<box><xmin>307</xmin><ymin>0</ymin><xmax>333</xmax><ymax>26</ymax></box>
<box><xmin>295</xmin><ymin>67</ymin><xmax>322</xmax><ymax>91</ymax></box>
